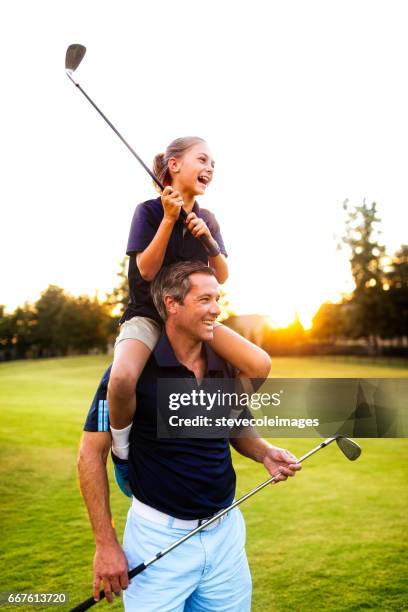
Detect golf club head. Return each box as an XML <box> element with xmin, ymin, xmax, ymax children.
<box><xmin>65</xmin><ymin>44</ymin><xmax>86</xmax><ymax>74</ymax></box>
<box><xmin>336</xmin><ymin>436</ymin><xmax>361</xmax><ymax>461</ymax></box>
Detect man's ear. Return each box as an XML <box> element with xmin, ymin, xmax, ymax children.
<box><xmin>164</xmin><ymin>295</ymin><xmax>179</xmax><ymax>316</ymax></box>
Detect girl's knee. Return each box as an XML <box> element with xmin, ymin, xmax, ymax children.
<box><xmin>252</xmin><ymin>350</ymin><xmax>272</xmax><ymax>378</ymax></box>
<box><xmin>108</xmin><ymin>368</ymin><xmax>137</xmax><ymax>398</ymax></box>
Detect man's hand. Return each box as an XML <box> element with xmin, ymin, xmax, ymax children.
<box><xmin>93</xmin><ymin>541</ymin><xmax>129</xmax><ymax>603</ymax></box>
<box><xmin>263</xmin><ymin>446</ymin><xmax>302</xmax><ymax>482</ymax></box>
<box><xmin>184</xmin><ymin>212</ymin><xmax>212</xmax><ymax>239</ymax></box>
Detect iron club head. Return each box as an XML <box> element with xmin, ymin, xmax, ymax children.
<box><xmin>65</xmin><ymin>44</ymin><xmax>86</xmax><ymax>74</ymax></box>
<box><xmin>336</xmin><ymin>436</ymin><xmax>362</xmax><ymax>461</ymax></box>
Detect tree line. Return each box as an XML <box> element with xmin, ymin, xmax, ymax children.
<box><xmin>311</xmin><ymin>201</ymin><xmax>408</xmax><ymax>352</ymax></box>
<box><xmin>0</xmin><ymin>258</ymin><xmax>129</xmax><ymax>360</ymax></box>
<box><xmin>226</xmin><ymin>200</ymin><xmax>407</xmax><ymax>356</ymax></box>
<box><xmin>0</xmin><ymin>286</ymin><xmax>111</xmax><ymax>360</ymax></box>
<box><xmin>1</xmin><ymin>201</ymin><xmax>407</xmax><ymax>360</ymax></box>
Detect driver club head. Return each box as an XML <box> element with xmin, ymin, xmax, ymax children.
<box><xmin>65</xmin><ymin>44</ymin><xmax>86</xmax><ymax>74</ymax></box>
<box><xmin>336</xmin><ymin>436</ymin><xmax>362</xmax><ymax>461</ymax></box>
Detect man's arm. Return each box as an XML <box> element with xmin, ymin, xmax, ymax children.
<box><xmin>230</xmin><ymin>435</ymin><xmax>302</xmax><ymax>482</ymax></box>
<box><xmin>77</xmin><ymin>432</ymin><xmax>129</xmax><ymax>602</ymax></box>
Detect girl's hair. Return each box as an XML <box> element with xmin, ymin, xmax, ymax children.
<box><xmin>152</xmin><ymin>136</ymin><xmax>206</xmax><ymax>190</ymax></box>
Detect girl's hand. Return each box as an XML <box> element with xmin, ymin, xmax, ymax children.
<box><xmin>185</xmin><ymin>212</ymin><xmax>212</xmax><ymax>239</ymax></box>
<box><xmin>161</xmin><ymin>186</ymin><xmax>184</xmax><ymax>221</ymax></box>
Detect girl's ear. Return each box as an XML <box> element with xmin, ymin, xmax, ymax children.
<box><xmin>168</xmin><ymin>156</ymin><xmax>180</xmax><ymax>174</ymax></box>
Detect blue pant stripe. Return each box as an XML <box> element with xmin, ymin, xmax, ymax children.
<box><xmin>98</xmin><ymin>400</ymin><xmax>103</xmax><ymax>431</ymax></box>
<box><xmin>103</xmin><ymin>400</ymin><xmax>109</xmax><ymax>431</ymax></box>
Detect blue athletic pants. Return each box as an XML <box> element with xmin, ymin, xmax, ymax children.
<box><xmin>122</xmin><ymin>506</ymin><xmax>252</xmax><ymax>611</ymax></box>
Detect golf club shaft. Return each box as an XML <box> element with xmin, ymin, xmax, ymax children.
<box><xmin>70</xmin><ymin>437</ymin><xmax>337</xmax><ymax>612</ymax></box>
<box><xmin>66</xmin><ymin>73</ymin><xmax>220</xmax><ymax>257</ymax></box>
<box><xmin>67</xmin><ymin>73</ymin><xmax>161</xmax><ymax>188</ymax></box>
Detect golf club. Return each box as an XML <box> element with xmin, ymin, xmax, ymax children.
<box><xmin>70</xmin><ymin>435</ymin><xmax>361</xmax><ymax>611</ymax></box>
<box><xmin>65</xmin><ymin>44</ymin><xmax>221</xmax><ymax>257</ymax></box>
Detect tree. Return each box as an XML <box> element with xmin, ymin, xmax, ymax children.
<box><xmin>105</xmin><ymin>258</ymin><xmax>129</xmax><ymax>318</ymax></box>
<box><xmin>385</xmin><ymin>245</ymin><xmax>408</xmax><ymax>289</ymax></box>
<box><xmin>342</xmin><ymin>199</ymin><xmax>385</xmax><ymax>293</ymax></box>
<box><xmin>0</xmin><ymin>305</ymin><xmax>16</xmax><ymax>359</ymax></box>
<box><xmin>33</xmin><ymin>285</ymin><xmax>111</xmax><ymax>356</ymax></box>
<box><xmin>217</xmin><ymin>288</ymin><xmax>235</xmax><ymax>322</ymax></box>
<box><xmin>33</xmin><ymin>285</ymin><xmax>67</xmax><ymax>356</ymax></box>
<box><xmin>311</xmin><ymin>303</ymin><xmax>345</xmax><ymax>342</ymax></box>
<box><xmin>12</xmin><ymin>304</ymin><xmax>37</xmax><ymax>358</ymax></box>
<box><xmin>341</xmin><ymin>200</ymin><xmax>386</xmax><ymax>344</ymax></box>
<box><xmin>382</xmin><ymin>245</ymin><xmax>408</xmax><ymax>341</ymax></box>
<box><xmin>104</xmin><ymin>257</ymin><xmax>130</xmax><ymax>339</ymax></box>
<box><xmin>56</xmin><ymin>296</ymin><xmax>110</xmax><ymax>354</ymax></box>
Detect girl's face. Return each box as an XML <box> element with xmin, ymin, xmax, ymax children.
<box><xmin>169</xmin><ymin>143</ymin><xmax>215</xmax><ymax>196</ymax></box>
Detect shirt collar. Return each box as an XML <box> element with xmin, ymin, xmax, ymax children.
<box><xmin>154</xmin><ymin>329</ymin><xmax>226</xmax><ymax>375</ymax></box>
<box><xmin>174</xmin><ymin>200</ymin><xmax>201</xmax><ymax>224</ymax></box>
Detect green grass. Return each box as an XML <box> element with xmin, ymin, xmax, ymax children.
<box><xmin>0</xmin><ymin>355</ymin><xmax>407</xmax><ymax>611</ymax></box>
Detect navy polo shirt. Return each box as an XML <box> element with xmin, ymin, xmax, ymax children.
<box><xmin>84</xmin><ymin>332</ymin><xmax>236</xmax><ymax>520</ymax></box>
<box><xmin>121</xmin><ymin>197</ymin><xmax>227</xmax><ymax>324</ymax></box>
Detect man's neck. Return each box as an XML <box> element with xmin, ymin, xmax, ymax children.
<box><xmin>165</xmin><ymin>321</ymin><xmax>206</xmax><ymax>380</ymax></box>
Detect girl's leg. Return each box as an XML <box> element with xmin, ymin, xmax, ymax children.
<box><xmin>208</xmin><ymin>324</ymin><xmax>271</xmax><ymax>379</ymax></box>
<box><xmin>108</xmin><ymin>339</ymin><xmax>152</xmax><ymax>428</ymax></box>
<box><xmin>108</xmin><ymin>317</ymin><xmax>160</xmax><ymax>459</ymax></box>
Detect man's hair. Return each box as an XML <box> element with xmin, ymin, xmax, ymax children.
<box><xmin>151</xmin><ymin>261</ymin><xmax>216</xmax><ymax>321</ymax></box>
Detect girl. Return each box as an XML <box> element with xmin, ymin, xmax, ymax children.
<box><xmin>108</xmin><ymin>136</ymin><xmax>271</xmax><ymax>462</ymax></box>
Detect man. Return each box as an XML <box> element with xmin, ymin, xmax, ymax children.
<box><xmin>78</xmin><ymin>260</ymin><xmax>301</xmax><ymax>611</ymax></box>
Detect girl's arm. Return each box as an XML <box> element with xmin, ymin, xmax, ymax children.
<box><xmin>137</xmin><ymin>187</ymin><xmax>182</xmax><ymax>281</ymax></box>
<box><xmin>209</xmin><ymin>253</ymin><xmax>229</xmax><ymax>284</ymax></box>
<box><xmin>136</xmin><ymin>216</ymin><xmax>176</xmax><ymax>281</ymax></box>
<box><xmin>208</xmin><ymin>324</ymin><xmax>271</xmax><ymax>378</ymax></box>
<box><xmin>184</xmin><ymin>213</ymin><xmax>229</xmax><ymax>284</ymax></box>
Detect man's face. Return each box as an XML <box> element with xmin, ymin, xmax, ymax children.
<box><xmin>169</xmin><ymin>273</ymin><xmax>221</xmax><ymax>341</ymax></box>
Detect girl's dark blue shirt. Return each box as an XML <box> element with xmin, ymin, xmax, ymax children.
<box><xmin>121</xmin><ymin>197</ymin><xmax>227</xmax><ymax>324</ymax></box>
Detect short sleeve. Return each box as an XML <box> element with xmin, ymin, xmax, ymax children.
<box><xmin>84</xmin><ymin>366</ymin><xmax>112</xmax><ymax>432</ymax></box>
<box><xmin>126</xmin><ymin>202</ymin><xmax>159</xmax><ymax>255</ymax></box>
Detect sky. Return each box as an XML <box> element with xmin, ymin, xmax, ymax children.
<box><xmin>1</xmin><ymin>0</ymin><xmax>407</xmax><ymax>328</ymax></box>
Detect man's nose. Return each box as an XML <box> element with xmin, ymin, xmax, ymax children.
<box><xmin>210</xmin><ymin>300</ymin><xmax>221</xmax><ymax>316</ymax></box>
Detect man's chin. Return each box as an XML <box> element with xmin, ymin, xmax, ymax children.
<box><xmin>199</xmin><ymin>325</ymin><xmax>215</xmax><ymax>342</ymax></box>
<box><xmin>176</xmin><ymin>323</ymin><xmax>214</xmax><ymax>342</ymax></box>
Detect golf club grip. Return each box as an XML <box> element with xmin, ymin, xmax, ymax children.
<box><xmin>178</xmin><ymin>209</ymin><xmax>221</xmax><ymax>257</ymax></box>
<box><xmin>69</xmin><ymin>593</ymin><xmax>104</xmax><ymax>612</ymax></box>
<box><xmin>199</xmin><ymin>234</ymin><xmax>221</xmax><ymax>257</ymax></box>
<box><xmin>70</xmin><ymin>563</ymin><xmax>147</xmax><ymax>612</ymax></box>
